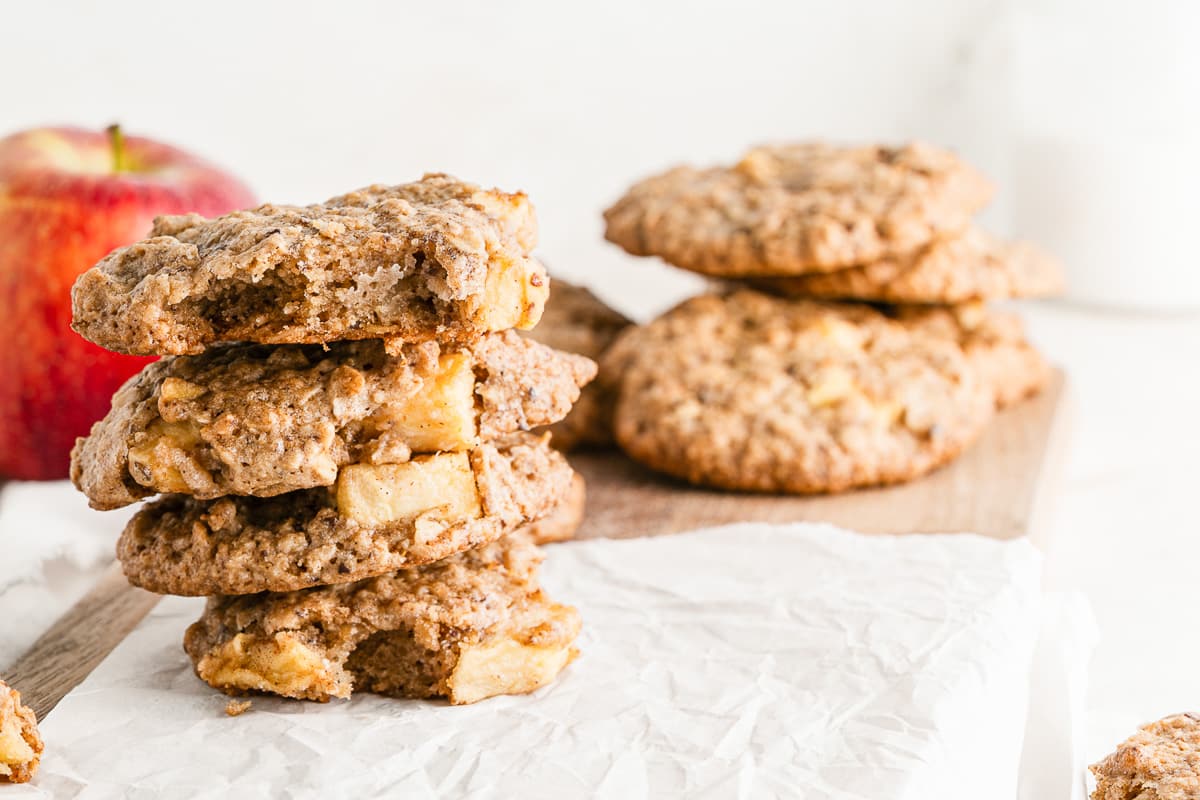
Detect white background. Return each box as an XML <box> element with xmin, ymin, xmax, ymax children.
<box><xmin>3</xmin><ymin>0</ymin><xmax>1200</xmax><ymax>784</ymax></box>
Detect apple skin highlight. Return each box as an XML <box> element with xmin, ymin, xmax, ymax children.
<box><xmin>0</xmin><ymin>126</ymin><xmax>256</xmax><ymax>480</ymax></box>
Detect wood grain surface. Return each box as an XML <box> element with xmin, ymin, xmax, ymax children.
<box><xmin>8</xmin><ymin>370</ymin><xmax>1066</xmax><ymax>721</ymax></box>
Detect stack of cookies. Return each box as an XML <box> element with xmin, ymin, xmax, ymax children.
<box><xmin>602</xmin><ymin>142</ymin><xmax>1063</xmax><ymax>493</ymax></box>
<box><xmin>70</xmin><ymin>175</ymin><xmax>597</xmax><ymax>704</ymax></box>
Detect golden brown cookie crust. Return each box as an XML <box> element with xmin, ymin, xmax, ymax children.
<box><xmin>604</xmin><ymin>290</ymin><xmax>993</xmax><ymax>493</ymax></box>
<box><xmin>522</xmin><ymin>280</ymin><xmax>632</xmax><ymax>450</ymax></box>
<box><xmin>521</xmin><ymin>473</ymin><xmax>585</xmax><ymax>545</ymax></box>
<box><xmin>72</xmin><ymin>174</ymin><xmax>549</xmax><ymax>355</ymax></box>
<box><xmin>117</xmin><ymin>435</ymin><xmax>573</xmax><ymax>595</ymax></box>
<box><xmin>604</xmin><ymin>142</ymin><xmax>992</xmax><ymax>277</ymax></box>
<box><xmin>1090</xmin><ymin>713</ymin><xmax>1200</xmax><ymax>800</ymax></box>
<box><xmin>0</xmin><ymin>680</ymin><xmax>41</xmax><ymax>784</ymax></box>
<box><xmin>71</xmin><ymin>331</ymin><xmax>595</xmax><ymax>509</ymax></box>
<box><xmin>751</xmin><ymin>228</ymin><xmax>1065</xmax><ymax>303</ymax></box>
<box><xmin>890</xmin><ymin>303</ymin><xmax>1050</xmax><ymax>409</ymax></box>
<box><xmin>184</xmin><ymin>533</ymin><xmax>580</xmax><ymax>704</ymax></box>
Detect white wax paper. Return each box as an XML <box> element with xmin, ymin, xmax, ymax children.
<box><xmin>12</xmin><ymin>523</ymin><xmax>1044</xmax><ymax>799</ymax></box>
<box><xmin>0</xmin><ymin>481</ymin><xmax>135</xmax><ymax>670</ymax></box>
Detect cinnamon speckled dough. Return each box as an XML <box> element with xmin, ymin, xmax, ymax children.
<box><xmin>184</xmin><ymin>533</ymin><xmax>580</xmax><ymax>704</ymax></box>
<box><xmin>1090</xmin><ymin>713</ymin><xmax>1200</xmax><ymax>800</ymax></box>
<box><xmin>117</xmin><ymin>435</ymin><xmax>573</xmax><ymax>596</ymax></box>
<box><xmin>72</xmin><ymin>174</ymin><xmax>549</xmax><ymax>356</ymax></box>
<box><xmin>71</xmin><ymin>331</ymin><xmax>596</xmax><ymax>509</ymax></box>
<box><xmin>603</xmin><ymin>142</ymin><xmax>992</xmax><ymax>277</ymax></box>
<box><xmin>0</xmin><ymin>680</ymin><xmax>41</xmax><ymax>784</ymax></box>
<box><xmin>521</xmin><ymin>473</ymin><xmax>585</xmax><ymax>545</ymax></box>
<box><xmin>890</xmin><ymin>304</ymin><xmax>1050</xmax><ymax>409</ymax></box>
<box><xmin>603</xmin><ymin>290</ymin><xmax>993</xmax><ymax>493</ymax></box>
<box><xmin>522</xmin><ymin>280</ymin><xmax>632</xmax><ymax>450</ymax></box>
<box><xmin>751</xmin><ymin>228</ymin><xmax>1065</xmax><ymax>304</ymax></box>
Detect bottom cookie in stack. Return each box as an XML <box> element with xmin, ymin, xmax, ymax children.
<box><xmin>184</xmin><ymin>532</ymin><xmax>579</xmax><ymax>705</ymax></box>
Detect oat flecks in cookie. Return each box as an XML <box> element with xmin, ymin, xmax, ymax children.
<box><xmin>890</xmin><ymin>303</ymin><xmax>1050</xmax><ymax>409</ymax></box>
<box><xmin>604</xmin><ymin>142</ymin><xmax>993</xmax><ymax>277</ymax></box>
<box><xmin>751</xmin><ymin>227</ymin><xmax>1066</xmax><ymax>304</ymax></box>
<box><xmin>117</xmin><ymin>434</ymin><xmax>574</xmax><ymax>596</ymax></box>
<box><xmin>71</xmin><ymin>174</ymin><xmax>550</xmax><ymax>356</ymax></box>
<box><xmin>0</xmin><ymin>680</ymin><xmax>42</xmax><ymax>784</ymax></box>
<box><xmin>604</xmin><ymin>290</ymin><xmax>993</xmax><ymax>494</ymax></box>
<box><xmin>522</xmin><ymin>279</ymin><xmax>633</xmax><ymax>450</ymax></box>
<box><xmin>1090</xmin><ymin>713</ymin><xmax>1200</xmax><ymax>800</ymax></box>
<box><xmin>71</xmin><ymin>331</ymin><xmax>595</xmax><ymax>509</ymax></box>
<box><xmin>184</xmin><ymin>533</ymin><xmax>580</xmax><ymax>705</ymax></box>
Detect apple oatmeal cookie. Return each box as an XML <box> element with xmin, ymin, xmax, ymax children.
<box><xmin>604</xmin><ymin>142</ymin><xmax>991</xmax><ymax>277</ymax></box>
<box><xmin>603</xmin><ymin>290</ymin><xmax>993</xmax><ymax>493</ymax></box>
<box><xmin>0</xmin><ymin>680</ymin><xmax>41</xmax><ymax>784</ymax></box>
<box><xmin>1090</xmin><ymin>713</ymin><xmax>1200</xmax><ymax>800</ymax></box>
<box><xmin>72</xmin><ymin>174</ymin><xmax>549</xmax><ymax>355</ymax></box>
<box><xmin>72</xmin><ymin>331</ymin><xmax>595</xmax><ymax>509</ymax></box>
<box><xmin>184</xmin><ymin>532</ymin><xmax>579</xmax><ymax>705</ymax></box>
<box><xmin>117</xmin><ymin>434</ymin><xmax>573</xmax><ymax>595</ymax></box>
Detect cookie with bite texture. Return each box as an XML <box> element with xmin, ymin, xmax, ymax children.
<box><xmin>72</xmin><ymin>174</ymin><xmax>549</xmax><ymax>355</ymax></box>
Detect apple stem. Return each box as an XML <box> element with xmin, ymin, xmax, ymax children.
<box><xmin>107</xmin><ymin>124</ymin><xmax>127</xmax><ymax>173</ymax></box>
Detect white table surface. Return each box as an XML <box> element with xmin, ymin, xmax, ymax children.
<box><xmin>2</xmin><ymin>299</ymin><xmax>1197</xmax><ymax>783</ymax></box>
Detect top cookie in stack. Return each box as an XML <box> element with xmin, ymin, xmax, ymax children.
<box><xmin>70</xmin><ymin>174</ymin><xmax>595</xmax><ymax>704</ymax></box>
<box><xmin>601</xmin><ymin>143</ymin><xmax>1063</xmax><ymax>494</ymax></box>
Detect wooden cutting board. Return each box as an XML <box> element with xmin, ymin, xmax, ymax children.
<box><xmin>9</xmin><ymin>370</ymin><xmax>1067</xmax><ymax>720</ymax></box>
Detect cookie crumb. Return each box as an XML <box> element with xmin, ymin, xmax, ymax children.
<box><xmin>224</xmin><ymin>699</ymin><xmax>252</xmax><ymax>717</ymax></box>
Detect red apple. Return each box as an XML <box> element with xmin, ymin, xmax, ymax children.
<box><xmin>0</xmin><ymin>126</ymin><xmax>255</xmax><ymax>480</ymax></box>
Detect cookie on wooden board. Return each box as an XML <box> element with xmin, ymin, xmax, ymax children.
<box><xmin>604</xmin><ymin>142</ymin><xmax>992</xmax><ymax>277</ymax></box>
<box><xmin>72</xmin><ymin>174</ymin><xmax>549</xmax><ymax>356</ymax></box>
<box><xmin>603</xmin><ymin>290</ymin><xmax>993</xmax><ymax>494</ymax></box>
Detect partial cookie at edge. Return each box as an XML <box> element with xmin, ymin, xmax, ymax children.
<box><xmin>1089</xmin><ymin>712</ymin><xmax>1200</xmax><ymax>800</ymax></box>
<box><xmin>0</xmin><ymin>680</ymin><xmax>42</xmax><ymax>784</ymax></box>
